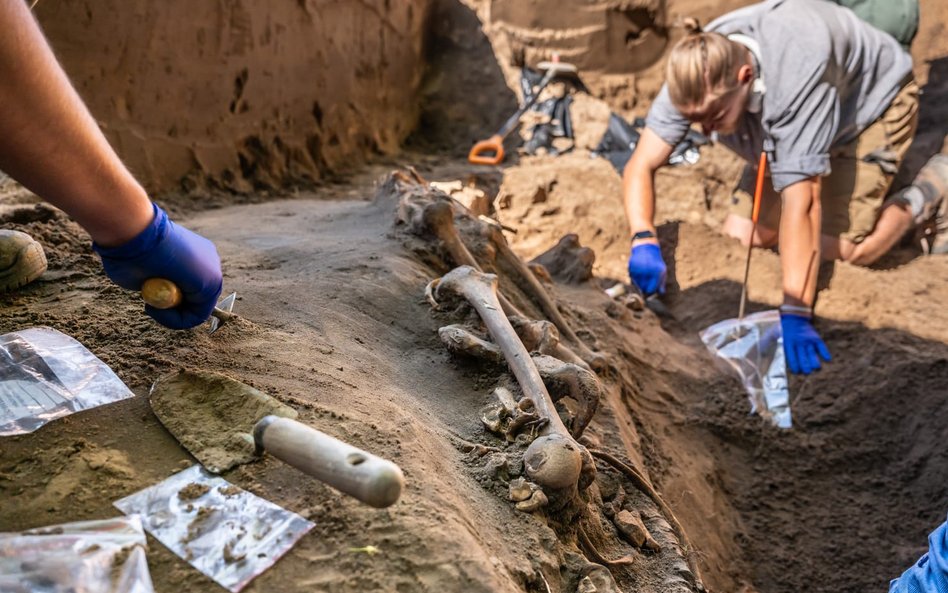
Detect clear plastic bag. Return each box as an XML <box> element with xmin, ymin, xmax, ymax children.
<box><xmin>699</xmin><ymin>310</ymin><xmax>791</xmax><ymax>428</ymax></box>
<box><xmin>0</xmin><ymin>516</ymin><xmax>155</xmax><ymax>593</ymax></box>
<box><xmin>114</xmin><ymin>465</ymin><xmax>315</xmax><ymax>593</ymax></box>
<box><xmin>0</xmin><ymin>327</ymin><xmax>134</xmax><ymax>436</ymax></box>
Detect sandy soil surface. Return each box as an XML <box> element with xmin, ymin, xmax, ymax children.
<box><xmin>0</xmin><ymin>168</ymin><xmax>726</xmax><ymax>592</ymax></box>
<box><xmin>2</xmin><ymin>1</ymin><xmax>948</xmax><ymax>592</ymax></box>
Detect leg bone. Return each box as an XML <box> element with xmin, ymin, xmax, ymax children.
<box><xmin>438</xmin><ymin>324</ymin><xmax>505</xmax><ymax>365</ymax></box>
<box><xmin>435</xmin><ymin>266</ymin><xmax>589</xmax><ymax>492</ymax></box>
<box><xmin>483</xmin><ymin>225</ymin><xmax>607</xmax><ymax>370</ymax></box>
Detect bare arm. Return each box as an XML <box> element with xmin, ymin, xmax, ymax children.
<box><xmin>0</xmin><ymin>0</ymin><xmax>152</xmax><ymax>247</ymax></box>
<box><xmin>622</xmin><ymin>127</ymin><xmax>674</xmax><ymax>245</ymax></box>
<box><xmin>779</xmin><ymin>177</ymin><xmax>822</xmax><ymax>308</ymax></box>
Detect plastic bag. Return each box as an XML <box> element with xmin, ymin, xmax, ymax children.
<box><xmin>114</xmin><ymin>465</ymin><xmax>315</xmax><ymax>593</ymax></box>
<box><xmin>699</xmin><ymin>310</ymin><xmax>792</xmax><ymax>428</ymax></box>
<box><xmin>0</xmin><ymin>515</ymin><xmax>155</xmax><ymax>593</ymax></box>
<box><xmin>0</xmin><ymin>327</ymin><xmax>134</xmax><ymax>436</ymax></box>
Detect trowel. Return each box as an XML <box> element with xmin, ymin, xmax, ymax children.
<box><xmin>142</xmin><ymin>277</ymin><xmax>237</xmax><ymax>334</ymax></box>
<box><xmin>149</xmin><ymin>369</ymin><xmax>405</xmax><ymax>508</ymax></box>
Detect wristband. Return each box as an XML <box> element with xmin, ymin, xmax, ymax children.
<box><xmin>631</xmin><ymin>230</ymin><xmax>656</xmax><ymax>242</ymax></box>
<box><xmin>779</xmin><ymin>304</ymin><xmax>813</xmax><ymax>318</ymax></box>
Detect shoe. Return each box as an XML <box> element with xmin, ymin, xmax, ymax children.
<box><xmin>887</xmin><ymin>154</ymin><xmax>948</xmax><ymax>254</ymax></box>
<box><xmin>0</xmin><ymin>230</ymin><xmax>47</xmax><ymax>293</ymax></box>
<box><xmin>913</xmin><ymin>154</ymin><xmax>948</xmax><ymax>254</ymax></box>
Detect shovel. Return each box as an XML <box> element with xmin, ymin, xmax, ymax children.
<box><xmin>468</xmin><ymin>57</ymin><xmax>578</xmax><ymax>165</ymax></box>
<box><xmin>149</xmin><ymin>369</ymin><xmax>405</xmax><ymax>508</ymax></box>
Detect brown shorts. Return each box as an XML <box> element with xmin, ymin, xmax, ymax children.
<box><xmin>729</xmin><ymin>79</ymin><xmax>919</xmax><ymax>243</ymax></box>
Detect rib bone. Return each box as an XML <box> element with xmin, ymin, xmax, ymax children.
<box><xmin>435</xmin><ymin>266</ymin><xmax>588</xmax><ymax>492</ymax></box>
<box><xmin>509</xmin><ymin>316</ymin><xmax>589</xmax><ymax>370</ymax></box>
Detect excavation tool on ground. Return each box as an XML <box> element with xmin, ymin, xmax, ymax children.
<box><xmin>150</xmin><ymin>370</ymin><xmax>405</xmax><ymax>508</ymax></box>
<box><xmin>142</xmin><ymin>277</ymin><xmax>237</xmax><ymax>333</ymax></box>
<box><xmin>468</xmin><ymin>57</ymin><xmax>578</xmax><ymax>166</ymax></box>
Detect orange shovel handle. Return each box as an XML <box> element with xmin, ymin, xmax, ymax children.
<box><xmin>468</xmin><ymin>135</ymin><xmax>505</xmax><ymax>166</ymax></box>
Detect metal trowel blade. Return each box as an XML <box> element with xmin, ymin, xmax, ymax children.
<box><xmin>208</xmin><ymin>291</ymin><xmax>237</xmax><ymax>334</ymax></box>
<box><xmin>149</xmin><ymin>369</ymin><xmax>298</xmax><ymax>473</ymax></box>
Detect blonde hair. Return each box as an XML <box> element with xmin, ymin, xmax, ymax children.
<box><xmin>666</xmin><ymin>19</ymin><xmax>747</xmax><ymax>112</ymax></box>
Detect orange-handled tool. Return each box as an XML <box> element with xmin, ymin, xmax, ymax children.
<box><xmin>738</xmin><ymin>151</ymin><xmax>767</xmax><ymax>321</ymax></box>
<box><xmin>468</xmin><ymin>59</ymin><xmax>577</xmax><ymax>166</ymax></box>
<box><xmin>468</xmin><ymin>134</ymin><xmax>507</xmax><ymax>166</ymax></box>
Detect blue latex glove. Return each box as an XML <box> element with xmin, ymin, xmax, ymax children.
<box><xmin>628</xmin><ymin>243</ymin><xmax>666</xmax><ymax>296</ymax></box>
<box><xmin>889</xmin><ymin>515</ymin><xmax>948</xmax><ymax>593</ymax></box>
<box><xmin>94</xmin><ymin>203</ymin><xmax>222</xmax><ymax>329</ymax></box>
<box><xmin>780</xmin><ymin>313</ymin><xmax>831</xmax><ymax>375</ymax></box>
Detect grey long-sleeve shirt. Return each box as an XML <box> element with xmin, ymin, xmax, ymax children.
<box><xmin>645</xmin><ymin>0</ymin><xmax>912</xmax><ymax>191</ymax></box>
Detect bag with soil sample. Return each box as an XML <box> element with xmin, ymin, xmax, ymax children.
<box><xmin>0</xmin><ymin>327</ymin><xmax>134</xmax><ymax>436</ymax></box>
<box><xmin>699</xmin><ymin>310</ymin><xmax>792</xmax><ymax>428</ymax></box>
<box><xmin>114</xmin><ymin>465</ymin><xmax>314</xmax><ymax>593</ymax></box>
<box><xmin>0</xmin><ymin>516</ymin><xmax>155</xmax><ymax>593</ymax></box>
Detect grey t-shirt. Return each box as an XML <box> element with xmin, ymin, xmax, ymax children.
<box><xmin>645</xmin><ymin>0</ymin><xmax>912</xmax><ymax>191</ymax></box>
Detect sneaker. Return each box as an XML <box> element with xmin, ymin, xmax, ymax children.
<box><xmin>887</xmin><ymin>154</ymin><xmax>948</xmax><ymax>254</ymax></box>
<box><xmin>913</xmin><ymin>154</ymin><xmax>948</xmax><ymax>254</ymax></box>
<box><xmin>0</xmin><ymin>230</ymin><xmax>47</xmax><ymax>293</ymax></box>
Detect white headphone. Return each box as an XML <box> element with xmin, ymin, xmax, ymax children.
<box><xmin>728</xmin><ymin>33</ymin><xmax>766</xmax><ymax>114</ymax></box>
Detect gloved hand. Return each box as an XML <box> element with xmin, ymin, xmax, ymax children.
<box><xmin>628</xmin><ymin>243</ymin><xmax>666</xmax><ymax>296</ymax></box>
<box><xmin>888</xmin><ymin>514</ymin><xmax>948</xmax><ymax>593</ymax></box>
<box><xmin>780</xmin><ymin>313</ymin><xmax>831</xmax><ymax>375</ymax></box>
<box><xmin>94</xmin><ymin>203</ymin><xmax>222</xmax><ymax>329</ymax></box>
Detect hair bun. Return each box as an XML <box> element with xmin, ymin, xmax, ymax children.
<box><xmin>681</xmin><ymin>17</ymin><xmax>703</xmax><ymax>35</ymax></box>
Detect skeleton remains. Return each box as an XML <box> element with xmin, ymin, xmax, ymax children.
<box><xmin>389</xmin><ymin>171</ymin><xmax>706</xmax><ymax>592</ymax></box>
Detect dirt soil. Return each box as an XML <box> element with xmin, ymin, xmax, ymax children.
<box><xmin>2</xmin><ymin>1</ymin><xmax>948</xmax><ymax>593</ymax></box>
<box><xmin>36</xmin><ymin>0</ymin><xmax>434</xmax><ymax>192</ymax></box>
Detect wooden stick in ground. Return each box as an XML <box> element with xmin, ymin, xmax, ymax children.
<box><xmin>738</xmin><ymin>151</ymin><xmax>768</xmax><ymax>321</ymax></box>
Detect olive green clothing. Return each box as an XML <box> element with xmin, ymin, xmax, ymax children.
<box><xmin>831</xmin><ymin>0</ymin><xmax>919</xmax><ymax>49</ymax></box>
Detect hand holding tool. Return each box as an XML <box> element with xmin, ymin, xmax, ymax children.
<box><xmin>94</xmin><ymin>202</ymin><xmax>222</xmax><ymax>329</ymax></box>
<box><xmin>468</xmin><ymin>58</ymin><xmax>578</xmax><ymax>166</ymax></box>
<box><xmin>628</xmin><ymin>243</ymin><xmax>666</xmax><ymax>296</ymax></box>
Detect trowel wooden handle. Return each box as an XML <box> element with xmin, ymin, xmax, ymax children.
<box><xmin>254</xmin><ymin>416</ymin><xmax>405</xmax><ymax>508</ymax></box>
<box><xmin>142</xmin><ymin>278</ymin><xmax>182</xmax><ymax>309</ymax></box>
